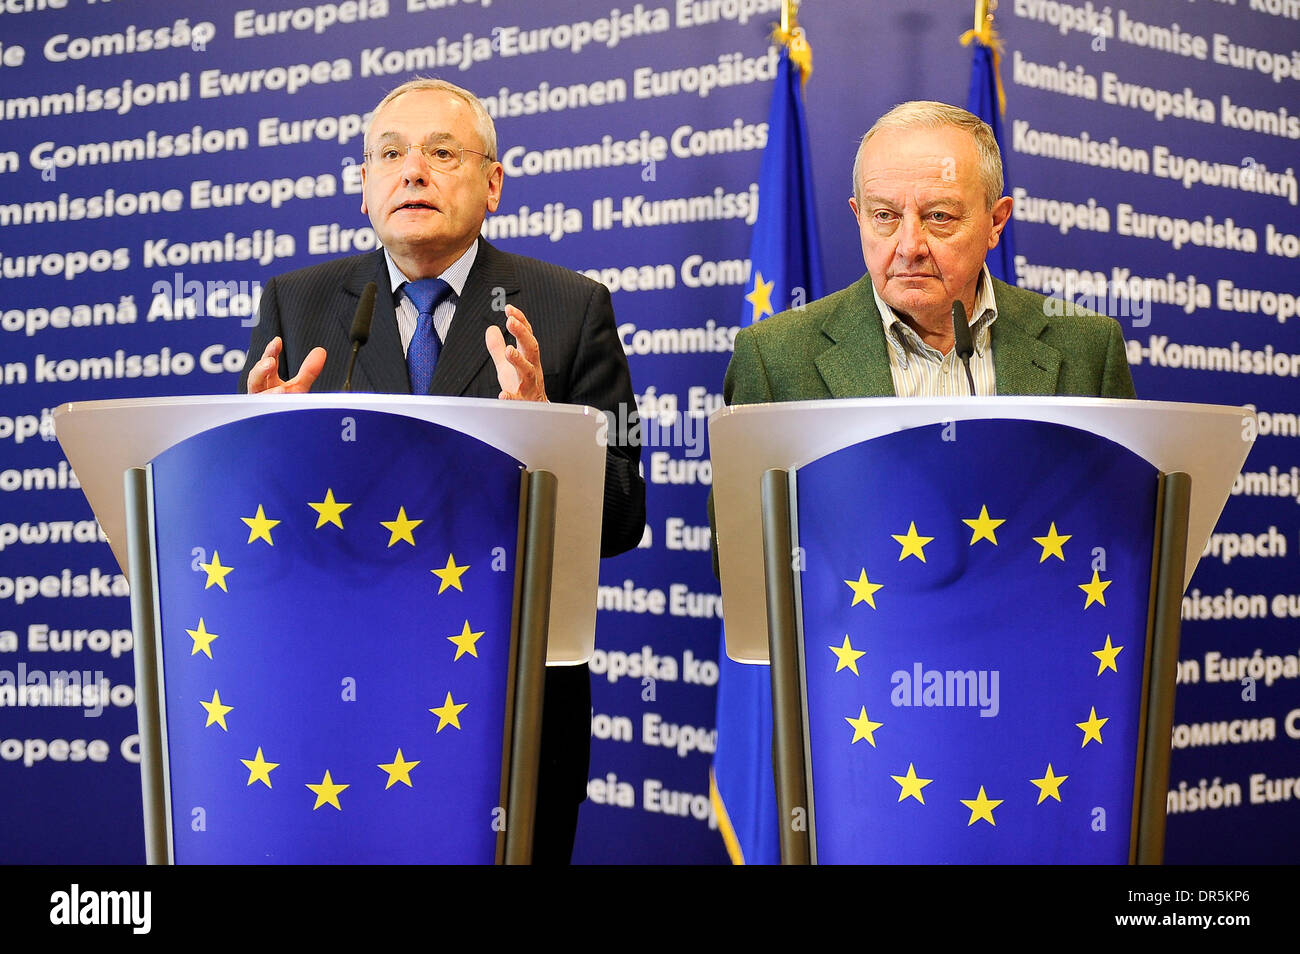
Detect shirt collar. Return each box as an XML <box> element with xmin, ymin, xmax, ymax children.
<box><xmin>384</xmin><ymin>239</ymin><xmax>479</xmax><ymax>299</ymax></box>
<box><xmin>873</xmin><ymin>264</ymin><xmax>999</xmax><ymax>358</ymax></box>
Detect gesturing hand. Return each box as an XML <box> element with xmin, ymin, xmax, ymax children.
<box><xmin>246</xmin><ymin>336</ymin><xmax>326</xmax><ymax>394</ymax></box>
<box><xmin>485</xmin><ymin>305</ymin><xmax>548</xmax><ymax>402</ymax></box>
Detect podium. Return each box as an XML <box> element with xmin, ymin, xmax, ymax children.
<box><xmin>56</xmin><ymin>394</ymin><xmax>607</xmax><ymax>864</ymax></box>
<box><xmin>710</xmin><ymin>397</ymin><xmax>1253</xmax><ymax>864</ymax></box>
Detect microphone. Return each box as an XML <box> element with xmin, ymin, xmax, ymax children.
<box><xmin>951</xmin><ymin>300</ymin><xmax>976</xmax><ymax>395</ymax></box>
<box><xmin>342</xmin><ymin>281</ymin><xmax>377</xmax><ymax>393</ymax></box>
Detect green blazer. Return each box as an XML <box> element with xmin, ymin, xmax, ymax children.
<box><xmin>724</xmin><ymin>273</ymin><xmax>1137</xmax><ymax>405</ymax></box>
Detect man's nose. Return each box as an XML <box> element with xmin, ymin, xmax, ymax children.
<box><xmin>400</xmin><ymin>146</ymin><xmax>431</xmax><ymax>185</ymax></box>
<box><xmin>895</xmin><ymin>213</ymin><xmax>929</xmax><ymax>261</ymax></box>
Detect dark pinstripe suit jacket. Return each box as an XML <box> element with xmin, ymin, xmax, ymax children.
<box><xmin>239</xmin><ymin>239</ymin><xmax>646</xmax><ymax>804</ymax></box>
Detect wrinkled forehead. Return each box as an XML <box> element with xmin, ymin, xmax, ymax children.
<box><xmin>370</xmin><ymin>91</ymin><xmax>479</xmax><ymax>147</ymax></box>
<box><xmin>857</xmin><ymin>127</ymin><xmax>982</xmax><ymax>196</ymax></box>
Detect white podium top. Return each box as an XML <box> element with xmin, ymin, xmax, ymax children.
<box><xmin>709</xmin><ymin>397</ymin><xmax>1254</xmax><ymax>663</ymax></box>
<box><xmin>55</xmin><ymin>394</ymin><xmax>607</xmax><ymax>665</ymax></box>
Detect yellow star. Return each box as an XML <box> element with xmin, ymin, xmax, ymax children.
<box><xmin>1030</xmin><ymin>763</ymin><xmax>1068</xmax><ymax>804</ymax></box>
<box><xmin>744</xmin><ymin>270</ymin><xmax>775</xmax><ymax>322</ymax></box>
<box><xmin>845</xmin><ymin>706</ymin><xmax>883</xmax><ymax>746</ymax></box>
<box><xmin>431</xmin><ymin>553</ymin><xmax>470</xmax><ymax>593</ymax></box>
<box><xmin>240</xmin><ymin>747</ymin><xmax>279</xmax><ymax>788</ymax></box>
<box><xmin>962</xmin><ymin>505</ymin><xmax>1006</xmax><ymax>546</ymax></box>
<box><xmin>448</xmin><ymin>620</ymin><xmax>485</xmax><ymax>661</ymax></box>
<box><xmin>844</xmin><ymin>569</ymin><xmax>884</xmax><ymax>609</ymax></box>
<box><xmin>1032</xmin><ymin>522</ymin><xmax>1071</xmax><ymax>562</ymax></box>
<box><xmin>308</xmin><ymin>488</ymin><xmax>352</xmax><ymax>529</ymax></box>
<box><xmin>960</xmin><ymin>786</ymin><xmax>1004</xmax><ymax>826</ymax></box>
<box><xmin>1076</xmin><ymin>706</ymin><xmax>1108</xmax><ymax>747</ymax></box>
<box><xmin>200</xmin><ymin>689</ymin><xmax>233</xmax><ymax>731</ymax></box>
<box><xmin>1092</xmin><ymin>635</ymin><xmax>1124</xmax><ymax>675</ymax></box>
<box><xmin>890</xmin><ymin>763</ymin><xmax>934</xmax><ymax>804</ymax></box>
<box><xmin>1078</xmin><ymin>570</ymin><xmax>1112</xmax><ymax>609</ymax></box>
<box><xmin>828</xmin><ymin>635</ymin><xmax>866</xmax><ymax>676</ymax></box>
<box><xmin>381</xmin><ymin>507</ymin><xmax>423</xmax><ymax>547</ymax></box>
<box><xmin>240</xmin><ymin>504</ymin><xmax>280</xmax><ymax>545</ymax></box>
<box><xmin>429</xmin><ymin>692</ymin><xmax>467</xmax><ymax>732</ymax></box>
<box><xmin>891</xmin><ymin>522</ymin><xmax>935</xmax><ymax>562</ymax></box>
<box><xmin>199</xmin><ymin>551</ymin><xmax>233</xmax><ymax>592</ymax></box>
<box><xmin>306</xmin><ymin>769</ymin><xmax>349</xmax><ymax>810</ymax></box>
<box><xmin>186</xmin><ymin>618</ymin><xmax>220</xmax><ymax>659</ymax></box>
<box><xmin>377</xmin><ymin>748</ymin><xmax>420</xmax><ymax>789</ymax></box>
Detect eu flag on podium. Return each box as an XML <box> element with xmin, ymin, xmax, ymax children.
<box><xmin>963</xmin><ymin>12</ymin><xmax>1017</xmax><ymax>282</ymax></box>
<box><xmin>710</xmin><ymin>27</ymin><xmax>825</xmax><ymax>866</ymax></box>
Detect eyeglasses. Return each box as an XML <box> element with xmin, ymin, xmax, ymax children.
<box><xmin>363</xmin><ymin>139</ymin><xmax>494</xmax><ymax>174</ymax></box>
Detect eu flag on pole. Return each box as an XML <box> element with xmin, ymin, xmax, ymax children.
<box><xmin>962</xmin><ymin>7</ymin><xmax>1017</xmax><ymax>282</ymax></box>
<box><xmin>711</xmin><ymin>19</ymin><xmax>825</xmax><ymax>866</ymax></box>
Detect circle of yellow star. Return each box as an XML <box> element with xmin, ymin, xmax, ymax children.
<box><xmin>1030</xmin><ymin>763</ymin><xmax>1068</xmax><ymax>804</ymax></box>
<box><xmin>429</xmin><ymin>692</ymin><xmax>467</xmax><ymax>732</ymax></box>
<box><xmin>200</xmin><ymin>689</ymin><xmax>233</xmax><ymax>731</ymax></box>
<box><xmin>891</xmin><ymin>522</ymin><xmax>935</xmax><ymax>562</ymax></box>
<box><xmin>199</xmin><ymin>551</ymin><xmax>233</xmax><ymax>591</ymax></box>
<box><xmin>963</xmin><ymin>505</ymin><xmax>1006</xmax><ymax>546</ymax></box>
<box><xmin>844</xmin><ymin>569</ymin><xmax>884</xmax><ymax>609</ymax></box>
<box><xmin>891</xmin><ymin>763</ymin><xmax>934</xmax><ymax>804</ymax></box>
<box><xmin>828</xmin><ymin>635</ymin><xmax>866</xmax><ymax>676</ymax></box>
<box><xmin>378</xmin><ymin>748</ymin><xmax>421</xmax><ymax>789</ymax></box>
<box><xmin>960</xmin><ymin>786</ymin><xmax>1003</xmax><ymax>826</ymax></box>
<box><xmin>309</xmin><ymin>488</ymin><xmax>352</xmax><ymax>529</ymax></box>
<box><xmin>240</xmin><ymin>504</ymin><xmax>280</xmax><ymax>545</ymax></box>
<box><xmin>306</xmin><ymin>770</ymin><xmax>349</xmax><ymax>810</ymax></box>
<box><xmin>431</xmin><ymin>554</ymin><xmax>470</xmax><ymax>594</ymax></box>
<box><xmin>1033</xmin><ymin>522</ymin><xmax>1071</xmax><ymax>562</ymax></box>
<box><xmin>1078</xmin><ymin>570</ymin><xmax>1112</xmax><ymax>609</ymax></box>
<box><xmin>1076</xmin><ymin>706</ymin><xmax>1108</xmax><ymax>747</ymax></box>
<box><xmin>1092</xmin><ymin>635</ymin><xmax>1123</xmax><ymax>675</ymax></box>
<box><xmin>186</xmin><ymin>618</ymin><xmax>220</xmax><ymax>659</ymax></box>
<box><xmin>845</xmin><ymin>706</ymin><xmax>883</xmax><ymax>746</ymax></box>
<box><xmin>448</xmin><ymin>620</ymin><xmax>485</xmax><ymax>661</ymax></box>
<box><xmin>240</xmin><ymin>747</ymin><xmax>279</xmax><ymax>788</ymax></box>
<box><xmin>745</xmin><ymin>270</ymin><xmax>775</xmax><ymax>322</ymax></box>
<box><xmin>381</xmin><ymin>507</ymin><xmax>423</xmax><ymax>547</ymax></box>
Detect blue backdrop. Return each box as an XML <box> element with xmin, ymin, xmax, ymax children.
<box><xmin>0</xmin><ymin>0</ymin><xmax>1295</xmax><ymax>863</ymax></box>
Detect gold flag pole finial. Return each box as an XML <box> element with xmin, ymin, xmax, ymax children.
<box><xmin>773</xmin><ymin>0</ymin><xmax>813</xmax><ymax>84</ymax></box>
<box><xmin>960</xmin><ymin>0</ymin><xmax>1006</xmax><ymax>114</ymax></box>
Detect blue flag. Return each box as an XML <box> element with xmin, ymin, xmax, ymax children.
<box><xmin>794</xmin><ymin>420</ymin><xmax>1157</xmax><ymax>862</ymax></box>
<box><xmin>148</xmin><ymin>409</ymin><xmax>523</xmax><ymax>863</ymax></box>
<box><xmin>965</xmin><ymin>36</ymin><xmax>1017</xmax><ymax>282</ymax></box>
<box><xmin>711</xmin><ymin>42</ymin><xmax>825</xmax><ymax>865</ymax></box>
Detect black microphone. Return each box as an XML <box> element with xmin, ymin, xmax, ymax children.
<box><xmin>342</xmin><ymin>281</ymin><xmax>377</xmax><ymax>393</ymax></box>
<box><xmin>951</xmin><ymin>300</ymin><xmax>976</xmax><ymax>395</ymax></box>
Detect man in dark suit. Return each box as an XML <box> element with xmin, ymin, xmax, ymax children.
<box><xmin>239</xmin><ymin>78</ymin><xmax>645</xmax><ymax>863</ymax></box>
<box><xmin>724</xmin><ymin>101</ymin><xmax>1135</xmax><ymax>405</ymax></box>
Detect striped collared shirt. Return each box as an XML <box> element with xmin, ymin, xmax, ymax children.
<box><xmin>872</xmin><ymin>265</ymin><xmax>999</xmax><ymax>397</ymax></box>
<box><xmin>384</xmin><ymin>239</ymin><xmax>480</xmax><ymax>356</ymax></box>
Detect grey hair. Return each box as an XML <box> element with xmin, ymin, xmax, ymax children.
<box><xmin>364</xmin><ymin>78</ymin><xmax>498</xmax><ymax>162</ymax></box>
<box><xmin>851</xmin><ymin>101</ymin><xmax>1003</xmax><ymax>211</ymax></box>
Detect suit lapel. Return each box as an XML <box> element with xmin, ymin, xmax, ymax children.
<box><xmin>342</xmin><ymin>251</ymin><xmax>412</xmax><ymax>393</ymax></box>
<box><xmin>814</xmin><ymin>276</ymin><xmax>896</xmax><ymax>398</ymax></box>
<box><xmin>429</xmin><ymin>239</ymin><xmax>517</xmax><ymax>396</ymax></box>
<box><xmin>990</xmin><ymin>286</ymin><xmax>1061</xmax><ymax>395</ymax></box>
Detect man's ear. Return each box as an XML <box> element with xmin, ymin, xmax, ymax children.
<box><xmin>360</xmin><ymin>163</ymin><xmax>369</xmax><ymax>215</ymax></box>
<box><xmin>485</xmin><ymin>161</ymin><xmax>504</xmax><ymax>214</ymax></box>
<box><xmin>988</xmin><ymin>194</ymin><xmax>1014</xmax><ymax>249</ymax></box>
<box><xmin>849</xmin><ymin>196</ymin><xmax>861</xmax><ymax>221</ymax></box>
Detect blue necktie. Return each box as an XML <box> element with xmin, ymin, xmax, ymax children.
<box><xmin>404</xmin><ymin>278</ymin><xmax>453</xmax><ymax>395</ymax></box>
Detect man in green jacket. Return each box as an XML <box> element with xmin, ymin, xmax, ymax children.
<box><xmin>724</xmin><ymin>101</ymin><xmax>1136</xmax><ymax>405</ymax></box>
